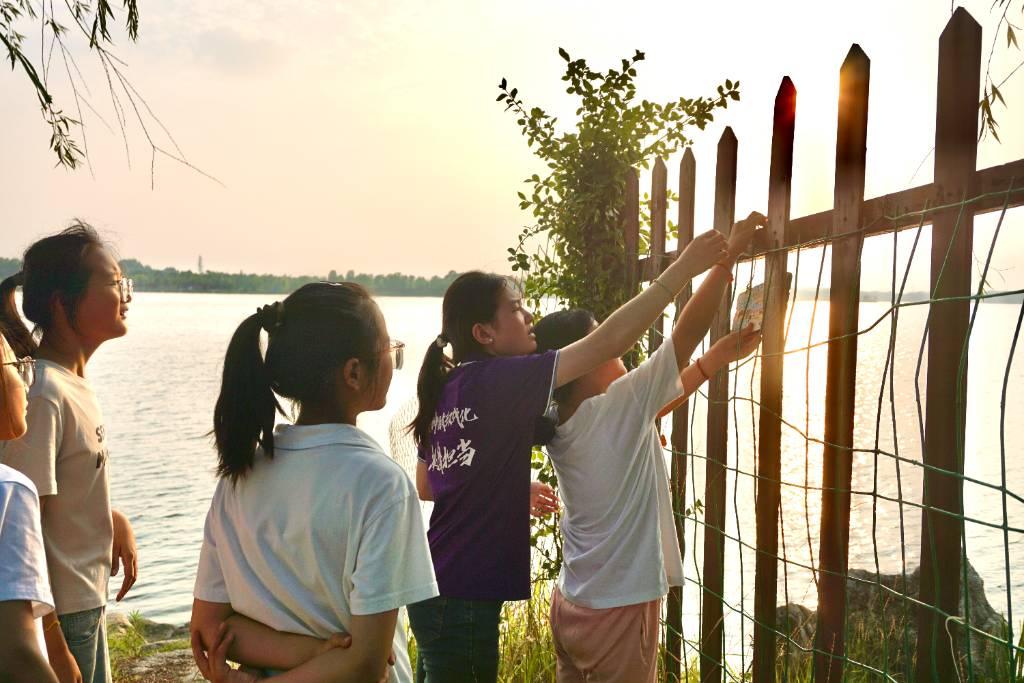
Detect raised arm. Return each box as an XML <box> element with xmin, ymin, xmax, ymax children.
<box><xmin>554</xmin><ymin>229</ymin><xmax>729</xmax><ymax>388</ymax></box>
<box><xmin>657</xmin><ymin>325</ymin><xmax>762</xmax><ymax>420</ymax></box>
<box><xmin>671</xmin><ymin>211</ymin><xmax>764</xmax><ymax>370</ymax></box>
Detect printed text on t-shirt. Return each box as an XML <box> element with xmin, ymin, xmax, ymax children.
<box><xmin>431</xmin><ymin>407</ymin><xmax>479</xmax><ymax>434</ymax></box>
<box><xmin>428</xmin><ymin>439</ymin><xmax>477</xmax><ymax>473</ymax></box>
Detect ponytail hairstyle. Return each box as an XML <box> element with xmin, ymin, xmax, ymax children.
<box><xmin>533</xmin><ymin>309</ymin><xmax>597</xmax><ymax>403</ymax></box>
<box><xmin>0</xmin><ymin>221</ymin><xmax>104</xmax><ymax>358</ymax></box>
<box><xmin>212</xmin><ymin>282</ymin><xmax>384</xmax><ymax>484</ymax></box>
<box><xmin>409</xmin><ymin>271</ymin><xmax>509</xmax><ymax>448</ymax></box>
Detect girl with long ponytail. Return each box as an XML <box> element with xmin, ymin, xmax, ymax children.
<box><xmin>190</xmin><ymin>282</ymin><xmax>438</xmax><ymax>683</ymax></box>
<box><xmin>407</xmin><ymin>218</ymin><xmax>744</xmax><ymax>682</ymax></box>
<box><xmin>0</xmin><ymin>223</ymin><xmax>139</xmax><ymax>683</ymax></box>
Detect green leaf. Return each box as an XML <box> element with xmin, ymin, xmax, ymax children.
<box><xmin>558</xmin><ymin>47</ymin><xmax>570</xmax><ymax>61</ymax></box>
<box><xmin>992</xmin><ymin>84</ymin><xmax>1005</xmax><ymax>106</ymax></box>
<box><xmin>1008</xmin><ymin>25</ymin><xmax>1018</xmax><ymax>49</ymax></box>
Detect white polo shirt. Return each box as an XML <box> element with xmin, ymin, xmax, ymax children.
<box><xmin>546</xmin><ymin>340</ymin><xmax>686</xmax><ymax>609</ymax></box>
<box><xmin>194</xmin><ymin>423</ymin><xmax>438</xmax><ymax>683</ymax></box>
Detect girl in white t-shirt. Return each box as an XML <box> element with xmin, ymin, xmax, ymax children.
<box><xmin>0</xmin><ymin>223</ymin><xmax>139</xmax><ymax>683</ymax></box>
<box><xmin>190</xmin><ymin>282</ymin><xmax>439</xmax><ymax>683</ymax></box>
<box><xmin>532</xmin><ymin>213</ymin><xmax>764</xmax><ymax>683</ymax></box>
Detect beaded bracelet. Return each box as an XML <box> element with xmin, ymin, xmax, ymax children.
<box><xmin>695</xmin><ymin>356</ymin><xmax>711</xmax><ymax>381</ymax></box>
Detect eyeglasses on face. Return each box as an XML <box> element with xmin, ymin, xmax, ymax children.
<box><xmin>1</xmin><ymin>357</ymin><xmax>35</xmax><ymax>389</ymax></box>
<box><xmin>387</xmin><ymin>340</ymin><xmax>405</xmax><ymax>370</ymax></box>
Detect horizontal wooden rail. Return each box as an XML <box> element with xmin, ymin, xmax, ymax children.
<box><xmin>638</xmin><ymin>157</ymin><xmax>1024</xmax><ymax>281</ymax></box>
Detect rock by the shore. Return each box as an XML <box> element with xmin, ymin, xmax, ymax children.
<box><xmin>106</xmin><ymin>613</ymin><xmax>197</xmax><ymax>683</ymax></box>
<box><xmin>107</xmin><ymin>612</ymin><xmax>191</xmax><ymax>641</ymax></box>
<box><xmin>773</xmin><ymin>559</ymin><xmax>1009</xmax><ymax>675</ymax></box>
<box><xmin>120</xmin><ymin>649</ymin><xmax>200</xmax><ymax>683</ymax></box>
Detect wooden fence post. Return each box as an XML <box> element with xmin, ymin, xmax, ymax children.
<box><xmin>649</xmin><ymin>158</ymin><xmax>669</xmax><ymax>354</ymax></box>
<box><xmin>752</xmin><ymin>76</ymin><xmax>796</xmax><ymax>683</ymax></box>
<box><xmin>916</xmin><ymin>8</ymin><xmax>981</xmax><ymax>681</ymax></box>
<box><xmin>666</xmin><ymin>148</ymin><xmax>697</xmax><ymax>682</ymax></box>
<box><xmin>623</xmin><ymin>168</ymin><xmax>641</xmax><ymax>302</ymax></box>
<box><xmin>701</xmin><ymin>127</ymin><xmax>737</xmax><ymax>683</ymax></box>
<box><xmin>814</xmin><ymin>44</ymin><xmax>869</xmax><ymax>683</ymax></box>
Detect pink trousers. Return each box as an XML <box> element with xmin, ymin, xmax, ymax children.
<box><xmin>549</xmin><ymin>586</ymin><xmax>660</xmax><ymax>682</ymax></box>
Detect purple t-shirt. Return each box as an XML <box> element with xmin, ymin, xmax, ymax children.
<box><xmin>418</xmin><ymin>351</ymin><xmax>559</xmax><ymax>601</ymax></box>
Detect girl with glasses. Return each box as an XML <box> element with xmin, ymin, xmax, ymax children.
<box><xmin>190</xmin><ymin>282</ymin><xmax>437</xmax><ymax>683</ymax></box>
<box><xmin>0</xmin><ymin>222</ymin><xmax>138</xmax><ymax>683</ymax></box>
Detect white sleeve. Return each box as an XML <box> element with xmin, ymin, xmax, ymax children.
<box><xmin>349</xmin><ymin>492</ymin><xmax>439</xmax><ymax>616</ymax></box>
<box><xmin>603</xmin><ymin>340</ymin><xmax>684</xmax><ymax>424</ymax></box>
<box><xmin>193</xmin><ymin>491</ymin><xmax>230</xmax><ymax>604</ymax></box>
<box><xmin>0</xmin><ymin>480</ymin><xmax>54</xmax><ymax>617</ymax></box>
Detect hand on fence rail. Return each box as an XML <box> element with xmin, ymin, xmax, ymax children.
<box><xmin>676</xmin><ymin>230</ymin><xmax>729</xmax><ymax>278</ymax></box>
<box><xmin>725</xmin><ymin>210</ymin><xmax>767</xmax><ymax>263</ymax></box>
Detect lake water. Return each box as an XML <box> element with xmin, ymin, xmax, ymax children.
<box><xmin>87</xmin><ymin>292</ymin><xmax>1023</xmax><ymax>657</ymax></box>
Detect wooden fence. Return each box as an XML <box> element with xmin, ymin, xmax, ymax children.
<box><xmin>621</xmin><ymin>8</ymin><xmax>1024</xmax><ymax>681</ymax></box>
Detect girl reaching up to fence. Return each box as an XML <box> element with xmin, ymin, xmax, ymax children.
<box><xmin>406</xmin><ymin>222</ymin><xmax>736</xmax><ymax>683</ymax></box>
<box><xmin>190</xmin><ymin>282</ymin><xmax>438</xmax><ymax>683</ymax></box>
<box><xmin>0</xmin><ymin>224</ymin><xmax>139</xmax><ymax>683</ymax></box>
<box><xmin>532</xmin><ymin>212</ymin><xmax>764</xmax><ymax>683</ymax></box>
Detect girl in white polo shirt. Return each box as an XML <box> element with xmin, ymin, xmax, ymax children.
<box><xmin>533</xmin><ymin>213</ymin><xmax>764</xmax><ymax>683</ymax></box>
<box><xmin>190</xmin><ymin>282</ymin><xmax>438</xmax><ymax>683</ymax></box>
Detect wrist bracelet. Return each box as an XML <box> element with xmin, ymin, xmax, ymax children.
<box><xmin>650</xmin><ymin>278</ymin><xmax>675</xmax><ymax>302</ymax></box>
<box><xmin>45</xmin><ymin>618</ymin><xmax>61</xmax><ymax>633</ymax></box>
<box><xmin>695</xmin><ymin>356</ymin><xmax>711</xmax><ymax>381</ymax></box>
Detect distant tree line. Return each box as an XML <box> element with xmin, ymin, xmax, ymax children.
<box><xmin>0</xmin><ymin>256</ymin><xmax>458</xmax><ymax>297</ymax></box>
<box><xmin>1</xmin><ymin>256</ymin><xmax>1020</xmax><ymax>303</ymax></box>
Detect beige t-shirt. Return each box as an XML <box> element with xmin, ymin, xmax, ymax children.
<box><xmin>0</xmin><ymin>360</ymin><xmax>112</xmax><ymax>615</ymax></box>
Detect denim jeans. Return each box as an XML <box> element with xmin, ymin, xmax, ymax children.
<box><xmin>408</xmin><ymin>595</ymin><xmax>504</xmax><ymax>683</ymax></box>
<box><xmin>60</xmin><ymin>606</ymin><xmax>111</xmax><ymax>683</ymax></box>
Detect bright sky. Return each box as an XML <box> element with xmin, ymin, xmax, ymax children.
<box><xmin>1</xmin><ymin>0</ymin><xmax>1022</xmax><ymax>289</ymax></box>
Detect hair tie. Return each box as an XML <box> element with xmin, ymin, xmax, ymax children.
<box><xmin>435</xmin><ymin>334</ymin><xmax>448</xmax><ymax>349</ymax></box>
<box><xmin>256</xmin><ymin>301</ymin><xmax>284</xmax><ymax>333</ymax></box>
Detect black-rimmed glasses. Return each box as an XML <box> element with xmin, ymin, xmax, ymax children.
<box><xmin>2</xmin><ymin>357</ymin><xmax>35</xmax><ymax>388</ymax></box>
<box><xmin>387</xmin><ymin>340</ymin><xmax>405</xmax><ymax>370</ymax></box>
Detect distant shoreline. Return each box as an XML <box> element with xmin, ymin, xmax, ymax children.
<box><xmin>0</xmin><ymin>256</ymin><xmax>461</xmax><ymax>298</ymax></box>
<box><xmin>2</xmin><ymin>257</ymin><xmax>1020</xmax><ymax>303</ymax></box>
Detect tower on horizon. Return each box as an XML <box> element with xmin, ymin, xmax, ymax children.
<box><xmin>198</xmin><ymin>255</ymin><xmax>204</xmax><ymax>274</ymax></box>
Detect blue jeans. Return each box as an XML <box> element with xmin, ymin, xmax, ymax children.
<box><xmin>408</xmin><ymin>596</ymin><xmax>504</xmax><ymax>683</ymax></box>
<box><xmin>60</xmin><ymin>606</ymin><xmax>110</xmax><ymax>683</ymax></box>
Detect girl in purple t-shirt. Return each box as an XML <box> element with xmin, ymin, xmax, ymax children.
<box><xmin>407</xmin><ymin>227</ymin><xmax>733</xmax><ymax>682</ymax></box>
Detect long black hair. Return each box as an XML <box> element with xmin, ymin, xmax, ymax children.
<box><xmin>533</xmin><ymin>308</ymin><xmax>597</xmax><ymax>403</ymax></box>
<box><xmin>410</xmin><ymin>271</ymin><xmax>509</xmax><ymax>448</ymax></box>
<box><xmin>212</xmin><ymin>282</ymin><xmax>383</xmax><ymax>483</ymax></box>
<box><xmin>0</xmin><ymin>222</ymin><xmax>105</xmax><ymax>358</ymax></box>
